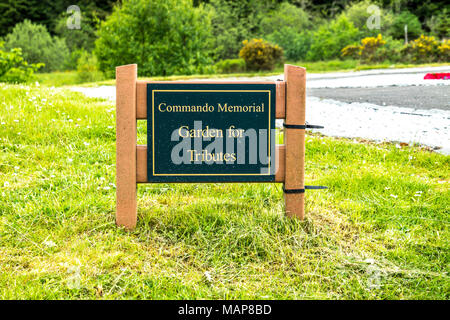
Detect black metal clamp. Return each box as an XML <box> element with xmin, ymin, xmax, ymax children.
<box><xmin>283</xmin><ymin>186</ymin><xmax>328</xmax><ymax>194</ymax></box>
<box><xmin>283</xmin><ymin>123</ymin><xmax>324</xmax><ymax>130</ymax></box>
<box><xmin>282</xmin><ymin>122</ymin><xmax>326</xmax><ymax>193</ymax></box>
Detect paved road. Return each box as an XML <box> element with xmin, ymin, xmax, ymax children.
<box><xmin>69</xmin><ymin>66</ymin><xmax>450</xmax><ymax>154</ymax></box>
<box><xmin>245</xmin><ymin>66</ymin><xmax>450</xmax><ymax>111</ymax></box>
<box><xmin>308</xmin><ymin>85</ymin><xmax>450</xmax><ymax>111</ymax></box>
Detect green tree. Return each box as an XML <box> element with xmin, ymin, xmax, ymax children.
<box><xmin>388</xmin><ymin>11</ymin><xmax>423</xmax><ymax>40</ymax></box>
<box><xmin>380</xmin><ymin>0</ymin><xmax>450</xmax><ymax>28</ymax></box>
<box><xmin>95</xmin><ymin>0</ymin><xmax>215</xmax><ymax>77</ymax></box>
<box><xmin>0</xmin><ymin>42</ymin><xmax>44</xmax><ymax>83</ymax></box>
<box><xmin>260</xmin><ymin>2</ymin><xmax>314</xmax><ymax>61</ymax></box>
<box><xmin>54</xmin><ymin>14</ymin><xmax>97</xmax><ymax>53</ymax></box>
<box><xmin>426</xmin><ymin>9</ymin><xmax>450</xmax><ymax>39</ymax></box>
<box><xmin>3</xmin><ymin>20</ymin><xmax>69</xmax><ymax>72</ymax></box>
<box><xmin>207</xmin><ymin>0</ymin><xmax>277</xmax><ymax>60</ymax></box>
<box><xmin>0</xmin><ymin>0</ymin><xmax>117</xmax><ymax>37</ymax></box>
<box><xmin>307</xmin><ymin>15</ymin><xmax>360</xmax><ymax>61</ymax></box>
<box><xmin>259</xmin><ymin>2</ymin><xmax>312</xmax><ymax>36</ymax></box>
<box><xmin>54</xmin><ymin>13</ymin><xmax>99</xmax><ymax>70</ymax></box>
<box><xmin>268</xmin><ymin>28</ymin><xmax>313</xmax><ymax>61</ymax></box>
<box><xmin>340</xmin><ymin>0</ymin><xmax>395</xmax><ymax>38</ymax></box>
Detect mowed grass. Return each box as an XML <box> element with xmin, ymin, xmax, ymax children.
<box><xmin>0</xmin><ymin>83</ymin><xmax>448</xmax><ymax>299</ymax></box>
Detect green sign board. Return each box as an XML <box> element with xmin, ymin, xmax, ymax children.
<box><xmin>147</xmin><ymin>83</ymin><xmax>276</xmax><ymax>182</ymax></box>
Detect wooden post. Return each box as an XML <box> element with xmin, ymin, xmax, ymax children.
<box><xmin>116</xmin><ymin>64</ymin><xmax>137</xmax><ymax>229</ymax></box>
<box><xmin>284</xmin><ymin>64</ymin><xmax>306</xmax><ymax>219</ymax></box>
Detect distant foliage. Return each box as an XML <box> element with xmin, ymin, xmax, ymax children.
<box><xmin>215</xmin><ymin>59</ymin><xmax>246</xmax><ymax>74</ymax></box>
<box><xmin>380</xmin><ymin>0</ymin><xmax>450</xmax><ymax>30</ymax></box>
<box><xmin>307</xmin><ymin>16</ymin><xmax>360</xmax><ymax>61</ymax></box>
<box><xmin>65</xmin><ymin>49</ymin><xmax>87</xmax><ymax>72</ymax></box>
<box><xmin>207</xmin><ymin>0</ymin><xmax>276</xmax><ymax>61</ymax></box>
<box><xmin>76</xmin><ymin>51</ymin><xmax>104</xmax><ymax>83</ymax></box>
<box><xmin>95</xmin><ymin>0</ymin><xmax>215</xmax><ymax>77</ymax></box>
<box><xmin>341</xmin><ymin>0</ymin><xmax>394</xmax><ymax>38</ymax></box>
<box><xmin>0</xmin><ymin>43</ymin><xmax>43</xmax><ymax>83</ymax></box>
<box><xmin>0</xmin><ymin>0</ymin><xmax>117</xmax><ymax>37</ymax></box>
<box><xmin>268</xmin><ymin>28</ymin><xmax>313</xmax><ymax>61</ymax></box>
<box><xmin>54</xmin><ymin>16</ymin><xmax>97</xmax><ymax>53</ymax></box>
<box><xmin>239</xmin><ymin>39</ymin><xmax>283</xmax><ymax>71</ymax></box>
<box><xmin>389</xmin><ymin>11</ymin><xmax>423</xmax><ymax>40</ymax></box>
<box><xmin>426</xmin><ymin>9</ymin><xmax>449</xmax><ymax>39</ymax></box>
<box><xmin>2</xmin><ymin>0</ymin><xmax>446</xmax><ymax>75</ymax></box>
<box><xmin>3</xmin><ymin>20</ymin><xmax>69</xmax><ymax>72</ymax></box>
<box><xmin>54</xmin><ymin>14</ymin><xmax>98</xmax><ymax>70</ymax></box>
<box><xmin>259</xmin><ymin>3</ymin><xmax>312</xmax><ymax>36</ymax></box>
<box><xmin>259</xmin><ymin>3</ymin><xmax>314</xmax><ymax>61</ymax></box>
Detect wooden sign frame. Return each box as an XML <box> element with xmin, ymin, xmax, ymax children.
<box><xmin>116</xmin><ymin>64</ymin><xmax>306</xmax><ymax>230</ymax></box>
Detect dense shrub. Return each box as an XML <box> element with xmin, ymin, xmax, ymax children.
<box><xmin>239</xmin><ymin>39</ymin><xmax>283</xmax><ymax>71</ymax></box>
<box><xmin>3</xmin><ymin>20</ymin><xmax>69</xmax><ymax>72</ymax></box>
<box><xmin>54</xmin><ymin>16</ymin><xmax>97</xmax><ymax>53</ymax></box>
<box><xmin>259</xmin><ymin>3</ymin><xmax>312</xmax><ymax>36</ymax></box>
<box><xmin>65</xmin><ymin>49</ymin><xmax>86</xmax><ymax>71</ymax></box>
<box><xmin>374</xmin><ymin>36</ymin><xmax>404</xmax><ymax>63</ymax></box>
<box><xmin>207</xmin><ymin>0</ymin><xmax>275</xmax><ymax>61</ymax></box>
<box><xmin>407</xmin><ymin>35</ymin><xmax>440</xmax><ymax>63</ymax></box>
<box><xmin>341</xmin><ymin>34</ymin><xmax>405</xmax><ymax>64</ymax></box>
<box><xmin>55</xmin><ymin>14</ymin><xmax>98</xmax><ymax>70</ymax></box>
<box><xmin>95</xmin><ymin>0</ymin><xmax>215</xmax><ymax>77</ymax></box>
<box><xmin>342</xmin><ymin>34</ymin><xmax>406</xmax><ymax>63</ymax></box>
<box><xmin>215</xmin><ymin>59</ymin><xmax>246</xmax><ymax>74</ymax></box>
<box><xmin>268</xmin><ymin>28</ymin><xmax>313</xmax><ymax>61</ymax></box>
<box><xmin>389</xmin><ymin>11</ymin><xmax>423</xmax><ymax>40</ymax></box>
<box><xmin>438</xmin><ymin>40</ymin><xmax>450</xmax><ymax>62</ymax></box>
<box><xmin>0</xmin><ymin>43</ymin><xmax>43</xmax><ymax>83</ymax></box>
<box><xmin>76</xmin><ymin>51</ymin><xmax>104</xmax><ymax>83</ymax></box>
<box><xmin>426</xmin><ymin>9</ymin><xmax>449</xmax><ymax>39</ymax></box>
<box><xmin>359</xmin><ymin>34</ymin><xmax>386</xmax><ymax>63</ymax></box>
<box><xmin>307</xmin><ymin>16</ymin><xmax>360</xmax><ymax>61</ymax></box>
<box><xmin>341</xmin><ymin>44</ymin><xmax>360</xmax><ymax>60</ymax></box>
<box><xmin>259</xmin><ymin>2</ymin><xmax>315</xmax><ymax>61</ymax></box>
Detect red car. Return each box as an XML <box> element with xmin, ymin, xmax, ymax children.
<box><xmin>424</xmin><ymin>73</ymin><xmax>450</xmax><ymax>80</ymax></box>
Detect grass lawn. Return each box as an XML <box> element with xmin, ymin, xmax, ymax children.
<box><xmin>35</xmin><ymin>61</ymin><xmax>450</xmax><ymax>87</ymax></box>
<box><xmin>0</xmin><ymin>83</ymin><xmax>448</xmax><ymax>299</ymax></box>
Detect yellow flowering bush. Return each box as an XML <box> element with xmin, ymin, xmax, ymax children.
<box><xmin>341</xmin><ymin>34</ymin><xmax>388</xmax><ymax>63</ymax></box>
<box><xmin>438</xmin><ymin>39</ymin><xmax>450</xmax><ymax>62</ymax></box>
<box><xmin>239</xmin><ymin>39</ymin><xmax>283</xmax><ymax>71</ymax></box>
<box><xmin>409</xmin><ymin>35</ymin><xmax>439</xmax><ymax>63</ymax></box>
<box><xmin>342</xmin><ymin>34</ymin><xmax>448</xmax><ymax>64</ymax></box>
<box><xmin>341</xmin><ymin>44</ymin><xmax>360</xmax><ymax>59</ymax></box>
<box><xmin>359</xmin><ymin>34</ymin><xmax>386</xmax><ymax>63</ymax></box>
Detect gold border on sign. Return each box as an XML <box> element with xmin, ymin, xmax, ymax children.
<box><xmin>151</xmin><ymin>89</ymin><xmax>272</xmax><ymax>176</ymax></box>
